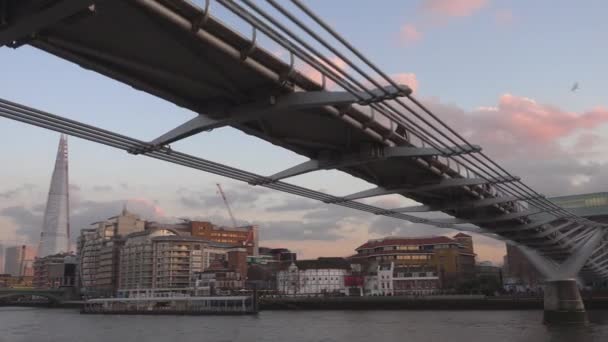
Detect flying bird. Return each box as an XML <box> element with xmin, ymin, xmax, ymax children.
<box><xmin>571</xmin><ymin>82</ymin><xmax>579</xmax><ymax>92</ymax></box>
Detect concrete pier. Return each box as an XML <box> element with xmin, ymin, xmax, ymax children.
<box><xmin>543</xmin><ymin>279</ymin><xmax>587</xmax><ymax>324</ymax></box>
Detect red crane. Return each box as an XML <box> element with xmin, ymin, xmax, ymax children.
<box><xmin>216</xmin><ymin>183</ymin><xmax>238</xmax><ymax>229</ymax></box>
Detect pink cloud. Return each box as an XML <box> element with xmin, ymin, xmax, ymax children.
<box><xmin>299</xmin><ymin>56</ymin><xmax>348</xmax><ymax>88</ymax></box>
<box><xmin>496</xmin><ymin>94</ymin><xmax>608</xmax><ymax>143</ymax></box>
<box><xmin>421</xmin><ymin>0</ymin><xmax>489</xmax><ymax>17</ymax></box>
<box><xmin>435</xmin><ymin>94</ymin><xmax>608</xmax><ymax>159</ymax></box>
<box><xmin>392</xmin><ymin>73</ymin><xmax>419</xmax><ymax>93</ymax></box>
<box><xmin>127</xmin><ymin>197</ymin><xmax>165</xmax><ymax>217</ymax></box>
<box><xmin>299</xmin><ymin>56</ymin><xmax>418</xmax><ymax>94</ymax></box>
<box><xmin>495</xmin><ymin>9</ymin><xmax>513</xmax><ymax>25</ymax></box>
<box><xmin>399</xmin><ymin>24</ymin><xmax>423</xmax><ymax>45</ymax></box>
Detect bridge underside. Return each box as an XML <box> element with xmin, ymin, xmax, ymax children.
<box><xmin>1</xmin><ymin>0</ymin><xmax>607</xmax><ymax>278</ymax></box>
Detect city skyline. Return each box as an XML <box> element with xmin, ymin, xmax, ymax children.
<box><xmin>2</xmin><ymin>0</ymin><xmax>608</xmax><ymax>264</ymax></box>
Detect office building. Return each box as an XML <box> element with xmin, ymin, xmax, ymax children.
<box><xmin>38</xmin><ymin>134</ymin><xmax>71</xmax><ymax>257</ymax></box>
<box><xmin>4</xmin><ymin>245</ymin><xmax>36</xmax><ymax>277</ymax></box>
<box><xmin>33</xmin><ymin>253</ymin><xmax>77</xmax><ymax>288</ymax></box>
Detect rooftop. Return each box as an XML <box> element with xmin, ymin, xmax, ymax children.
<box><xmin>356</xmin><ymin>236</ymin><xmax>457</xmax><ymax>250</ymax></box>
<box><xmin>281</xmin><ymin>257</ymin><xmax>350</xmax><ymax>270</ymax></box>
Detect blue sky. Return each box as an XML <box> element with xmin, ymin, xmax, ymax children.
<box><xmin>1</xmin><ymin>0</ymin><xmax>608</xmax><ymax>262</ymax></box>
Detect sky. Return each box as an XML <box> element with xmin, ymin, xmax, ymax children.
<box><xmin>2</xmin><ymin>0</ymin><xmax>608</xmax><ymax>264</ymax></box>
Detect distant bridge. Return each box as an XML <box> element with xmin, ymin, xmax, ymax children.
<box><xmin>0</xmin><ymin>288</ymin><xmax>71</xmax><ymax>304</ymax></box>
<box><xmin>1</xmin><ymin>0</ymin><xmax>607</xmax><ymax>322</ymax></box>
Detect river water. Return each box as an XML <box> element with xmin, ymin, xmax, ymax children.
<box><xmin>2</xmin><ymin>307</ymin><xmax>608</xmax><ymax>342</ymax></box>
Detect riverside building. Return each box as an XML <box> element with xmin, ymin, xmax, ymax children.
<box><xmin>351</xmin><ymin>234</ymin><xmax>476</xmax><ymax>290</ymax></box>
<box><xmin>118</xmin><ymin>228</ymin><xmax>247</xmax><ymax>298</ymax></box>
<box><xmin>147</xmin><ymin>220</ymin><xmax>259</xmax><ymax>256</ymax></box>
<box><xmin>77</xmin><ymin>208</ymin><xmax>146</xmax><ymax>297</ymax></box>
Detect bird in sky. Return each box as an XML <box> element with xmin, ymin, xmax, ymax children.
<box><xmin>571</xmin><ymin>82</ymin><xmax>579</xmax><ymax>92</ymax></box>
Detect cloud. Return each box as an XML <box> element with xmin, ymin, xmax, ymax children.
<box><xmin>398</xmin><ymin>24</ymin><xmax>423</xmax><ymax>45</ymax></box>
<box><xmin>299</xmin><ymin>56</ymin><xmax>348</xmax><ymax>89</ymax></box>
<box><xmin>424</xmin><ymin>93</ymin><xmax>608</xmax><ymax>195</ymax></box>
<box><xmin>178</xmin><ymin>184</ymin><xmax>270</xmax><ymax>210</ymax></box>
<box><xmin>421</xmin><ymin>0</ymin><xmax>488</xmax><ymax>17</ymax></box>
<box><xmin>398</xmin><ymin>0</ymin><xmax>489</xmax><ymax>47</ymax></box>
<box><xmin>391</xmin><ymin>73</ymin><xmax>419</xmax><ymax>93</ymax></box>
<box><xmin>0</xmin><ymin>184</ymin><xmax>36</xmax><ymax>199</ymax></box>
<box><xmin>435</xmin><ymin>94</ymin><xmax>608</xmax><ymax>156</ymax></box>
<box><xmin>1</xmin><ymin>198</ymin><xmax>166</xmax><ymax>245</ymax></box>
<box><xmin>267</xmin><ymin>197</ymin><xmax>322</xmax><ymax>212</ymax></box>
<box><xmin>0</xmin><ymin>206</ymin><xmax>42</xmax><ymax>243</ymax></box>
<box><xmin>92</xmin><ymin>185</ymin><xmax>113</xmax><ymax>192</ymax></box>
<box><xmin>495</xmin><ymin>9</ymin><xmax>514</xmax><ymax>25</ymax></box>
<box><xmin>256</xmin><ymin>220</ymin><xmax>343</xmax><ymax>241</ymax></box>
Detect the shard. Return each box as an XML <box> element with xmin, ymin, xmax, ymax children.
<box><xmin>38</xmin><ymin>134</ymin><xmax>70</xmax><ymax>257</ymax></box>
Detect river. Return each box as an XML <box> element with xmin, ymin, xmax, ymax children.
<box><xmin>2</xmin><ymin>307</ymin><xmax>608</xmax><ymax>342</ymax></box>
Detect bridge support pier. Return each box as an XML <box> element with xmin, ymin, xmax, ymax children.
<box><xmin>543</xmin><ymin>279</ymin><xmax>587</xmax><ymax>325</ymax></box>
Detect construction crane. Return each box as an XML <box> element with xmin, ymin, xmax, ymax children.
<box><xmin>18</xmin><ymin>245</ymin><xmax>26</xmax><ymax>278</ymax></box>
<box><xmin>216</xmin><ymin>183</ymin><xmax>238</xmax><ymax>228</ymax></box>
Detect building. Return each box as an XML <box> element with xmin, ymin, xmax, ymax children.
<box><xmin>188</xmin><ymin>221</ymin><xmax>258</xmax><ymax>256</ymax></box>
<box><xmin>276</xmin><ymin>257</ymin><xmax>350</xmax><ymax>295</ymax></box>
<box><xmin>258</xmin><ymin>247</ymin><xmax>296</xmax><ymax>262</ymax></box>
<box><xmin>503</xmin><ymin>244</ymin><xmax>542</xmax><ymax>292</ymax></box>
<box><xmin>194</xmin><ymin>268</ymin><xmax>245</xmax><ymax>296</ymax></box>
<box><xmin>549</xmin><ymin>192</ymin><xmax>608</xmax><ymax>224</ymax></box>
<box><xmin>77</xmin><ymin>208</ymin><xmax>146</xmax><ymax>297</ymax></box>
<box><xmin>0</xmin><ymin>274</ymin><xmax>33</xmax><ymax>288</ymax></box>
<box><xmin>118</xmin><ymin>228</ymin><xmax>247</xmax><ymax>297</ymax></box>
<box><xmin>38</xmin><ymin>134</ymin><xmax>71</xmax><ymax>257</ymax></box>
<box><xmin>475</xmin><ymin>261</ymin><xmax>503</xmax><ymax>294</ymax></box>
<box><xmin>351</xmin><ymin>234</ymin><xmax>476</xmax><ymax>289</ymax></box>
<box><xmin>0</xmin><ymin>244</ymin><xmax>4</xmax><ymax>274</ymax></box>
<box><xmin>4</xmin><ymin>245</ymin><xmax>36</xmax><ymax>277</ymax></box>
<box><xmin>366</xmin><ymin>262</ymin><xmax>440</xmax><ymax>296</ymax></box>
<box><xmin>32</xmin><ymin>253</ymin><xmax>77</xmax><ymax>289</ymax></box>
<box><xmin>148</xmin><ymin>220</ymin><xmax>259</xmax><ymax>255</ymax></box>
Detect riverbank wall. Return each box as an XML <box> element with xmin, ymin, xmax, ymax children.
<box><xmin>4</xmin><ymin>296</ymin><xmax>608</xmax><ymax>311</ymax></box>
<box><xmin>260</xmin><ymin>295</ymin><xmax>608</xmax><ymax>311</ymax></box>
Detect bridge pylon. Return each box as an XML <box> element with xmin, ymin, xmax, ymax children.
<box><xmin>516</xmin><ymin>229</ymin><xmax>606</xmax><ymax>324</ymax></box>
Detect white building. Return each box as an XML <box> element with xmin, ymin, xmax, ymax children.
<box><xmin>276</xmin><ymin>258</ymin><xmax>350</xmax><ymax>296</ymax></box>
<box><xmin>364</xmin><ymin>262</ymin><xmax>440</xmax><ymax>296</ymax></box>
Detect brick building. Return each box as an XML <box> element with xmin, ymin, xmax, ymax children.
<box><xmin>351</xmin><ymin>234</ymin><xmax>476</xmax><ymax>290</ymax></box>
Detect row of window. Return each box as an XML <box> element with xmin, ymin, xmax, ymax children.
<box><xmin>376</xmin><ymin>254</ymin><xmax>432</xmax><ymax>261</ymax></box>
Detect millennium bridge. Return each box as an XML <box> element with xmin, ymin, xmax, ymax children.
<box><xmin>1</xmin><ymin>0</ymin><xmax>607</xmax><ymax>323</ymax></box>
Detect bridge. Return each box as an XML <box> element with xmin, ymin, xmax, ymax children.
<box><xmin>0</xmin><ymin>288</ymin><xmax>72</xmax><ymax>304</ymax></box>
<box><xmin>1</xmin><ymin>0</ymin><xmax>607</xmax><ymax>323</ymax></box>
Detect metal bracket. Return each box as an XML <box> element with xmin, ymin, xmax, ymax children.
<box><xmin>127</xmin><ymin>144</ymin><xmax>171</xmax><ymax>156</ymax></box>
<box><xmin>149</xmin><ymin>88</ymin><xmax>411</xmax><ymax>147</ymax></box>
